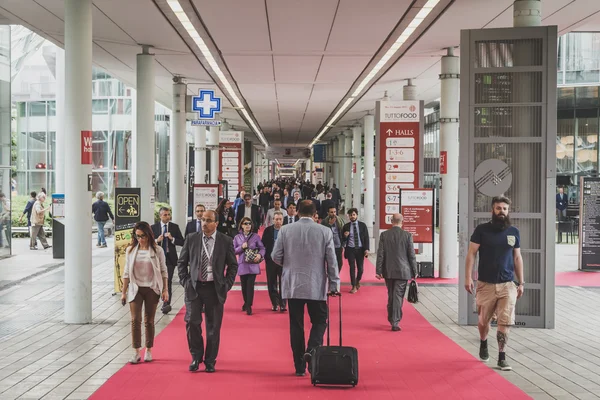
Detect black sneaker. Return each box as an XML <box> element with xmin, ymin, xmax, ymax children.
<box><xmin>497</xmin><ymin>360</ymin><xmax>512</xmax><ymax>371</ymax></box>
<box><xmin>479</xmin><ymin>344</ymin><xmax>489</xmax><ymax>361</ymax></box>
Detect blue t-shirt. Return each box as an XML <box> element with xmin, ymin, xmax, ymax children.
<box><xmin>470</xmin><ymin>222</ymin><xmax>520</xmax><ymax>284</ymax></box>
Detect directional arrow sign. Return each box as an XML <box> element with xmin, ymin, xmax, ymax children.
<box><xmin>386</xmin><ymin>129</ymin><xmax>393</xmax><ymax>134</ymax></box>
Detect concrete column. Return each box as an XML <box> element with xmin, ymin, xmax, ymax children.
<box><xmin>343</xmin><ymin>131</ymin><xmax>352</xmax><ymax>212</ymax></box>
<box><xmin>403</xmin><ymin>79</ymin><xmax>417</xmax><ymax>101</ymax></box>
<box><xmin>352</xmin><ymin>126</ymin><xmax>362</xmax><ymax>211</ymax></box>
<box><xmin>170</xmin><ymin>83</ymin><xmax>187</xmax><ymax>228</ymax></box>
<box><xmin>208</xmin><ymin>125</ymin><xmax>220</xmax><ymax>184</ymax></box>
<box><xmin>438</xmin><ymin>47</ymin><xmax>460</xmax><ymax>279</ymax></box>
<box><xmin>54</xmin><ymin>48</ymin><xmax>65</xmax><ymax>193</ymax></box>
<box><xmin>336</xmin><ymin>135</ymin><xmax>344</xmax><ymax>193</ymax></box>
<box><xmin>64</xmin><ymin>0</ymin><xmax>92</xmax><ymax>324</ymax></box>
<box><xmin>134</xmin><ymin>46</ymin><xmax>155</xmax><ymax>224</ymax></box>
<box><xmin>194</xmin><ymin>125</ymin><xmax>206</xmax><ymax>184</ymax></box>
<box><xmin>363</xmin><ymin>114</ymin><xmax>375</xmax><ymax>241</ymax></box>
<box><xmin>513</xmin><ymin>0</ymin><xmax>542</xmax><ymax>27</ymax></box>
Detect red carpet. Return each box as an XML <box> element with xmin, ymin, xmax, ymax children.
<box><xmin>91</xmin><ymin>287</ymin><xmax>529</xmax><ymax>400</ymax></box>
<box><xmin>556</xmin><ymin>270</ymin><xmax>600</xmax><ymax>287</ymax></box>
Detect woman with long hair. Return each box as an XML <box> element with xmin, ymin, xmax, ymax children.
<box><xmin>120</xmin><ymin>221</ymin><xmax>169</xmax><ymax>364</ymax></box>
<box><xmin>233</xmin><ymin>217</ymin><xmax>265</xmax><ymax>315</ymax></box>
<box><xmin>216</xmin><ymin>198</ymin><xmax>236</xmax><ymax>238</ymax></box>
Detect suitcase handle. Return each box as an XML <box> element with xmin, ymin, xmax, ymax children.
<box><xmin>326</xmin><ymin>293</ymin><xmax>342</xmax><ymax>346</ymax></box>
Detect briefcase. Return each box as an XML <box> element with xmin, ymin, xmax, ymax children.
<box><xmin>310</xmin><ymin>294</ymin><xmax>359</xmax><ymax>387</ymax></box>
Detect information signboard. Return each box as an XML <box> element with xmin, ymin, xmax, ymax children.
<box><xmin>219</xmin><ymin>131</ymin><xmax>243</xmax><ymax>201</ymax></box>
<box><xmin>579</xmin><ymin>177</ymin><xmax>600</xmax><ymax>271</ymax></box>
<box><xmin>376</xmin><ymin>100</ymin><xmax>423</xmax><ymax>234</ymax></box>
<box><xmin>400</xmin><ymin>188</ymin><xmax>434</xmax><ymax>244</ymax></box>
<box><xmin>114</xmin><ymin>188</ymin><xmax>141</xmax><ymax>293</ymax></box>
<box><xmin>193</xmin><ymin>184</ymin><xmax>219</xmax><ymax>211</ymax></box>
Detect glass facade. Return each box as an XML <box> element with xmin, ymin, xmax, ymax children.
<box><xmin>0</xmin><ymin>26</ymin><xmax>11</xmax><ymax>257</ymax></box>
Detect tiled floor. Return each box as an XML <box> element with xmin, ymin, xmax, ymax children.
<box><xmin>0</xmin><ymin>237</ymin><xmax>598</xmax><ymax>399</ymax></box>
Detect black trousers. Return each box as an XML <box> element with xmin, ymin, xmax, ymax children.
<box><xmin>335</xmin><ymin>247</ymin><xmax>343</xmax><ymax>272</ymax></box>
<box><xmin>165</xmin><ymin>262</ymin><xmax>175</xmax><ymax>305</ymax></box>
<box><xmin>347</xmin><ymin>248</ymin><xmax>365</xmax><ymax>287</ymax></box>
<box><xmin>240</xmin><ymin>274</ymin><xmax>257</xmax><ymax>307</ymax></box>
<box><xmin>288</xmin><ymin>299</ymin><xmax>328</xmax><ymax>373</ymax></box>
<box><xmin>385</xmin><ymin>279</ymin><xmax>408</xmax><ymax>326</ymax></box>
<box><xmin>266</xmin><ymin>261</ymin><xmax>285</xmax><ymax>308</ymax></box>
<box><xmin>186</xmin><ymin>282</ymin><xmax>224</xmax><ymax>365</ymax></box>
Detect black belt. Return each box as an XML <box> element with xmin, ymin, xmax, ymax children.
<box><xmin>197</xmin><ymin>280</ymin><xmax>215</xmax><ymax>286</ymax></box>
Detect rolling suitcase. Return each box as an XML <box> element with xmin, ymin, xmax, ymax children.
<box><xmin>310</xmin><ymin>294</ymin><xmax>359</xmax><ymax>387</ymax></box>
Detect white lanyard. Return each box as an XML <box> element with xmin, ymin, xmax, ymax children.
<box><xmin>201</xmin><ymin>234</ymin><xmax>214</xmax><ymax>262</ymax></box>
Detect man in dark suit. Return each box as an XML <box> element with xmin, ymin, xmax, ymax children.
<box><xmin>319</xmin><ymin>192</ymin><xmax>335</xmax><ymax>219</ymax></box>
<box><xmin>152</xmin><ymin>207</ymin><xmax>184</xmax><ymax>314</ymax></box>
<box><xmin>177</xmin><ymin>210</ymin><xmax>238</xmax><ymax>373</ymax></box>
<box><xmin>556</xmin><ymin>187</ymin><xmax>568</xmax><ymax>221</ymax></box>
<box><xmin>375</xmin><ymin>213</ymin><xmax>417</xmax><ymax>331</ymax></box>
<box><xmin>330</xmin><ymin>184</ymin><xmax>342</xmax><ymax>209</ymax></box>
<box><xmin>283</xmin><ymin>203</ymin><xmax>299</xmax><ymax>225</ymax></box>
<box><xmin>342</xmin><ymin>208</ymin><xmax>370</xmax><ymax>294</ymax></box>
<box><xmin>262</xmin><ymin>211</ymin><xmax>286</xmax><ymax>312</ymax></box>
<box><xmin>236</xmin><ymin>193</ymin><xmax>261</xmax><ymax>232</ymax></box>
<box><xmin>185</xmin><ymin>204</ymin><xmax>206</xmax><ymax>237</ymax></box>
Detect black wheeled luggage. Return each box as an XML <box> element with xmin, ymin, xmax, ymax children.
<box><xmin>310</xmin><ymin>294</ymin><xmax>359</xmax><ymax>387</ymax></box>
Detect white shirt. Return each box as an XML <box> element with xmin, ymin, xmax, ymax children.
<box><xmin>244</xmin><ymin>205</ymin><xmax>253</xmax><ymax>218</ymax></box>
<box><xmin>202</xmin><ymin>230</ymin><xmax>216</xmax><ymax>281</ymax></box>
<box><xmin>133</xmin><ymin>250</ymin><xmax>155</xmax><ymax>288</ymax></box>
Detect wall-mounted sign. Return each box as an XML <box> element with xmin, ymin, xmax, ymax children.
<box><xmin>81</xmin><ymin>130</ymin><xmax>92</xmax><ymax>165</ymax></box>
<box><xmin>219</xmin><ymin>131</ymin><xmax>243</xmax><ymax>200</ymax></box>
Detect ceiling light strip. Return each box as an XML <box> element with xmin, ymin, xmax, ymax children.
<box><xmin>310</xmin><ymin>0</ymin><xmax>441</xmax><ymax>147</ymax></box>
<box><xmin>167</xmin><ymin>0</ymin><xmax>269</xmax><ymax>147</ymax></box>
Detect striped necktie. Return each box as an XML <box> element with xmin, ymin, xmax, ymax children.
<box><xmin>201</xmin><ymin>236</ymin><xmax>211</xmax><ymax>281</ymax></box>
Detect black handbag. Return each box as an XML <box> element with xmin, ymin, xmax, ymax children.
<box><xmin>243</xmin><ymin>234</ymin><xmax>262</xmax><ymax>263</ymax></box>
<box><xmin>407</xmin><ymin>279</ymin><xmax>419</xmax><ymax>304</ymax></box>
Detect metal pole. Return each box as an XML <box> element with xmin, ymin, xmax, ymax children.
<box><xmin>438</xmin><ymin>47</ymin><xmax>460</xmax><ymax>279</ymax></box>
<box><xmin>64</xmin><ymin>0</ymin><xmax>92</xmax><ymax>324</ymax></box>
<box><xmin>135</xmin><ymin>46</ymin><xmax>155</xmax><ymax>224</ymax></box>
<box><xmin>55</xmin><ymin>47</ymin><xmax>65</xmax><ymax>193</ymax></box>
<box><xmin>170</xmin><ymin>83</ymin><xmax>187</xmax><ymax>228</ymax></box>
<box><xmin>194</xmin><ymin>125</ymin><xmax>206</xmax><ymax>184</ymax></box>
<box><xmin>363</xmin><ymin>114</ymin><xmax>375</xmax><ymax>243</ymax></box>
<box><xmin>352</xmin><ymin>125</ymin><xmax>362</xmax><ymax>212</ymax></box>
<box><xmin>513</xmin><ymin>0</ymin><xmax>542</xmax><ymax>27</ymax></box>
<box><xmin>208</xmin><ymin>125</ymin><xmax>220</xmax><ymax>185</ymax></box>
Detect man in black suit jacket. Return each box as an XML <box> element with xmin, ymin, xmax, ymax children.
<box><xmin>235</xmin><ymin>193</ymin><xmax>261</xmax><ymax>232</ymax></box>
<box><xmin>262</xmin><ymin>211</ymin><xmax>286</xmax><ymax>312</ymax></box>
<box><xmin>177</xmin><ymin>210</ymin><xmax>238</xmax><ymax>373</ymax></box>
<box><xmin>342</xmin><ymin>208</ymin><xmax>370</xmax><ymax>294</ymax></box>
<box><xmin>152</xmin><ymin>207</ymin><xmax>185</xmax><ymax>314</ymax></box>
<box><xmin>283</xmin><ymin>203</ymin><xmax>299</xmax><ymax>225</ymax></box>
<box><xmin>185</xmin><ymin>204</ymin><xmax>206</xmax><ymax>237</ymax></box>
<box><xmin>319</xmin><ymin>192</ymin><xmax>336</xmax><ymax>219</ymax></box>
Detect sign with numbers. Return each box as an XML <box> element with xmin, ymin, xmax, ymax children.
<box><xmin>376</xmin><ymin>100</ymin><xmax>423</xmax><ymax>233</ymax></box>
<box><xmin>219</xmin><ymin>131</ymin><xmax>244</xmax><ymax>201</ymax></box>
<box><xmin>400</xmin><ymin>188</ymin><xmax>434</xmax><ymax>243</ymax></box>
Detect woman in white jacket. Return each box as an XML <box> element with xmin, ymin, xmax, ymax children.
<box><xmin>121</xmin><ymin>221</ymin><xmax>169</xmax><ymax>364</ymax></box>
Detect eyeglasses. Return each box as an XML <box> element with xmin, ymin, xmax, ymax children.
<box><xmin>242</xmin><ymin>222</ymin><xmax>252</xmax><ymax>226</ymax></box>
<box><xmin>136</xmin><ymin>234</ymin><xmax>147</xmax><ymax>239</ymax></box>
<box><xmin>200</xmin><ymin>218</ymin><xmax>215</xmax><ymax>223</ymax></box>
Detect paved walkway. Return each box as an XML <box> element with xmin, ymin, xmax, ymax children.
<box><xmin>0</xmin><ymin>237</ymin><xmax>597</xmax><ymax>399</ymax></box>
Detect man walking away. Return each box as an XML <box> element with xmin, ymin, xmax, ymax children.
<box><xmin>92</xmin><ymin>191</ymin><xmax>115</xmax><ymax>248</ymax></box>
<box><xmin>465</xmin><ymin>195</ymin><xmax>524</xmax><ymax>371</ymax></box>
<box><xmin>262</xmin><ymin>211</ymin><xmax>286</xmax><ymax>312</ymax></box>
<box><xmin>375</xmin><ymin>214</ymin><xmax>417</xmax><ymax>331</ymax></box>
<box><xmin>272</xmin><ymin>200</ymin><xmax>340</xmax><ymax>377</ymax></box>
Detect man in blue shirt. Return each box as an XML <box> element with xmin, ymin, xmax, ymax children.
<box><xmin>465</xmin><ymin>195</ymin><xmax>524</xmax><ymax>371</ymax></box>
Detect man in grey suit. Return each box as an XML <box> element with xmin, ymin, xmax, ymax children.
<box><xmin>272</xmin><ymin>200</ymin><xmax>340</xmax><ymax>376</ymax></box>
<box><xmin>177</xmin><ymin>210</ymin><xmax>238</xmax><ymax>373</ymax></box>
<box><xmin>376</xmin><ymin>213</ymin><xmax>418</xmax><ymax>332</ymax></box>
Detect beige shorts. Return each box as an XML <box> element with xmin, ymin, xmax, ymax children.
<box><xmin>476</xmin><ymin>281</ymin><xmax>517</xmax><ymax>326</ymax></box>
